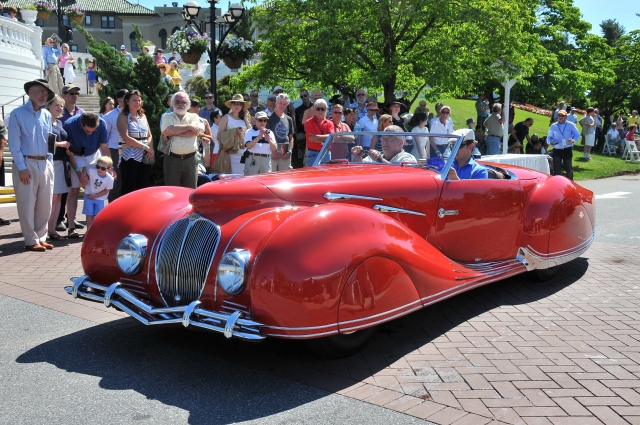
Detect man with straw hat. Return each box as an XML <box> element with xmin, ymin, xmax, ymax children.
<box><xmin>8</xmin><ymin>79</ymin><xmax>56</xmax><ymax>252</ymax></box>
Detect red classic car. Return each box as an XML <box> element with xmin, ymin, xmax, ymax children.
<box><xmin>66</xmin><ymin>130</ymin><xmax>595</xmax><ymax>357</ymax></box>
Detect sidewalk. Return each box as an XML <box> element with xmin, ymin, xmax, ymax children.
<box><xmin>0</xmin><ymin>202</ymin><xmax>638</xmax><ymax>425</ymax></box>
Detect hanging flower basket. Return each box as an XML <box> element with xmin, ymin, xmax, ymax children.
<box><xmin>180</xmin><ymin>51</ymin><xmax>202</xmax><ymax>64</ymax></box>
<box><xmin>69</xmin><ymin>15</ymin><xmax>83</xmax><ymax>23</ymax></box>
<box><xmin>222</xmin><ymin>57</ymin><xmax>243</xmax><ymax>71</ymax></box>
<box><xmin>37</xmin><ymin>11</ymin><xmax>50</xmax><ymax>20</ymax></box>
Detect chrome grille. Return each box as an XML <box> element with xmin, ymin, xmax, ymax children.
<box><xmin>155</xmin><ymin>214</ymin><xmax>221</xmax><ymax>307</ymax></box>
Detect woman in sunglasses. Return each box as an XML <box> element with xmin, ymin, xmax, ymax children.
<box><xmin>243</xmin><ymin>111</ymin><xmax>276</xmax><ymax>176</ymax></box>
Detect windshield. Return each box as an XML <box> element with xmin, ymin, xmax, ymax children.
<box><xmin>314</xmin><ymin>130</ymin><xmax>471</xmax><ymax>179</ymax></box>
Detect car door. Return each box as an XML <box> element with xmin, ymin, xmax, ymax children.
<box><xmin>434</xmin><ymin>179</ymin><xmax>524</xmax><ymax>263</ymax></box>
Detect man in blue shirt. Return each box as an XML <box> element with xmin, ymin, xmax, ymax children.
<box><xmin>63</xmin><ymin>112</ymin><xmax>110</xmax><ymax>237</ymax></box>
<box><xmin>8</xmin><ymin>79</ymin><xmax>55</xmax><ymax>251</ymax></box>
<box><xmin>199</xmin><ymin>92</ymin><xmax>220</xmax><ymax>126</ymax></box>
<box><xmin>42</xmin><ymin>38</ymin><xmax>63</xmax><ymax>95</ymax></box>
<box><xmin>448</xmin><ymin>139</ymin><xmax>488</xmax><ymax>180</ymax></box>
<box><xmin>547</xmin><ymin>109</ymin><xmax>580</xmax><ymax>180</ymax></box>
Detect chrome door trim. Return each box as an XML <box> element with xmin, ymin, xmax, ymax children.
<box><xmin>373</xmin><ymin>204</ymin><xmax>426</xmax><ymax>216</ymax></box>
<box><xmin>323</xmin><ymin>192</ymin><xmax>383</xmax><ymax>201</ymax></box>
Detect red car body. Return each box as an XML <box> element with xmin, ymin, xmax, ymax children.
<box><xmin>67</xmin><ymin>150</ymin><xmax>595</xmax><ymax>352</ymax></box>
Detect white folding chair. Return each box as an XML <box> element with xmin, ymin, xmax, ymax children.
<box><xmin>625</xmin><ymin>140</ymin><xmax>640</xmax><ymax>163</ymax></box>
<box><xmin>602</xmin><ymin>136</ymin><xmax>617</xmax><ymax>155</ymax></box>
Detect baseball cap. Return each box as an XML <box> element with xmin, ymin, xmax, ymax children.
<box><xmin>570</xmin><ymin>107</ymin><xmax>576</xmax><ymax>111</ymax></box>
<box><xmin>116</xmin><ymin>88</ymin><xmax>129</xmax><ymax>99</ymax></box>
<box><xmin>255</xmin><ymin>111</ymin><xmax>268</xmax><ymax>119</ymax></box>
<box><xmin>62</xmin><ymin>84</ymin><xmax>79</xmax><ymax>94</ymax></box>
<box><xmin>273</xmin><ymin>85</ymin><xmax>284</xmax><ymax>92</ymax></box>
<box><xmin>120</xmin><ymin>45</ymin><xmax>126</xmax><ymax>50</ymax></box>
<box><xmin>267</xmin><ymin>93</ymin><xmax>276</xmax><ymax>100</ymax></box>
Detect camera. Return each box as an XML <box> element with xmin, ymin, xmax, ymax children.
<box><xmin>68</xmin><ymin>145</ymin><xmax>85</xmax><ymax>156</ymax></box>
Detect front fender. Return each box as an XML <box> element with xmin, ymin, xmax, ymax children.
<box><xmin>244</xmin><ymin>204</ymin><xmax>463</xmax><ymax>338</ymax></box>
<box><xmin>82</xmin><ymin>186</ymin><xmax>193</xmax><ymax>285</ymax></box>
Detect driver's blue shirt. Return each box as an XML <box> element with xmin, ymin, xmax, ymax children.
<box><xmin>452</xmin><ymin>157</ymin><xmax>488</xmax><ymax>180</ymax></box>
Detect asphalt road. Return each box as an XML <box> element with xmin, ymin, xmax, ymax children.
<box><xmin>0</xmin><ymin>295</ymin><xmax>429</xmax><ymax>425</ymax></box>
<box><xmin>579</xmin><ymin>174</ymin><xmax>640</xmax><ymax>247</ymax></box>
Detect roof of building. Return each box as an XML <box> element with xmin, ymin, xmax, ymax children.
<box><xmin>5</xmin><ymin>0</ymin><xmax>157</xmax><ymax>15</ymax></box>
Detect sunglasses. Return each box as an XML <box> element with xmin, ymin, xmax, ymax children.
<box><xmin>333</xmin><ymin>111</ymin><xmax>343</xmax><ymax>115</ymax></box>
<box><xmin>256</xmin><ymin>119</ymin><xmax>268</xmax><ymax>122</ymax></box>
<box><xmin>204</xmin><ymin>96</ymin><xmax>213</xmax><ymax>99</ymax></box>
<box><xmin>357</xmin><ymin>94</ymin><xmax>366</xmax><ymax>97</ymax></box>
<box><xmin>96</xmin><ymin>165</ymin><xmax>110</xmax><ymax>171</ymax></box>
<box><xmin>316</xmin><ymin>108</ymin><xmax>326</xmax><ymax>111</ymax></box>
<box><xmin>231</xmin><ymin>102</ymin><xmax>244</xmax><ymax>106</ymax></box>
<box><xmin>441</xmin><ymin>111</ymin><xmax>450</xmax><ymax>114</ymax></box>
<box><xmin>300</xmin><ymin>94</ymin><xmax>308</xmax><ymax>98</ymax></box>
<box><xmin>250</xmin><ymin>94</ymin><xmax>258</xmax><ymax>97</ymax></box>
<box><xmin>67</xmin><ymin>92</ymin><xmax>79</xmax><ymax>96</ymax></box>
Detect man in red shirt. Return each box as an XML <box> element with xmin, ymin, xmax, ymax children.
<box><xmin>304</xmin><ymin>99</ymin><xmax>334</xmax><ymax>166</ymax></box>
<box><xmin>329</xmin><ymin>104</ymin><xmax>355</xmax><ymax>160</ymax></box>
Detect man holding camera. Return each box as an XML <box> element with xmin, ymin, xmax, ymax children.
<box><xmin>244</xmin><ymin>111</ymin><xmax>276</xmax><ymax>176</ymax></box>
<box><xmin>63</xmin><ymin>112</ymin><xmax>110</xmax><ymax>238</ymax></box>
<box><xmin>42</xmin><ymin>37</ymin><xmax>63</xmax><ymax>96</ymax></box>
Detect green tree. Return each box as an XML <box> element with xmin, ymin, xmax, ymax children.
<box><xmin>600</xmin><ymin>19</ymin><xmax>626</xmax><ymax>47</ymax></box>
<box><xmin>240</xmin><ymin>0</ymin><xmax>539</xmax><ymax>107</ymax></box>
<box><xmin>510</xmin><ymin>0</ymin><xmax>596</xmax><ymax>108</ymax></box>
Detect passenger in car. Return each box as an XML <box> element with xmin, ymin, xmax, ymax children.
<box><xmin>351</xmin><ymin>125</ymin><xmax>417</xmax><ymax>164</ymax></box>
<box><xmin>447</xmin><ymin>139</ymin><xmax>488</xmax><ymax>180</ymax></box>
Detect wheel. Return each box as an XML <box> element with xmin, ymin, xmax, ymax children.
<box><xmin>528</xmin><ymin>265</ymin><xmax>560</xmax><ymax>282</ymax></box>
<box><xmin>306</xmin><ymin>327</ymin><xmax>377</xmax><ymax>358</ymax></box>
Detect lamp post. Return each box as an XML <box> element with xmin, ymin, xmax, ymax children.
<box><xmin>182</xmin><ymin>1</ymin><xmax>245</xmax><ymax>107</ymax></box>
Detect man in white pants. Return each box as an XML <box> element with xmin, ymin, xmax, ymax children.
<box><xmin>42</xmin><ymin>38</ymin><xmax>64</xmax><ymax>96</ymax></box>
<box><xmin>8</xmin><ymin>79</ymin><xmax>55</xmax><ymax>252</ymax></box>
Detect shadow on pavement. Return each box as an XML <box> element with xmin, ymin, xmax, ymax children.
<box><xmin>16</xmin><ymin>258</ymin><xmax>589</xmax><ymax>421</ymax></box>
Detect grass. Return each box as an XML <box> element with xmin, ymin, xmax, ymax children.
<box><xmin>570</xmin><ymin>145</ymin><xmax>640</xmax><ymax>181</ymax></box>
<box><xmin>408</xmin><ymin>98</ymin><xmax>640</xmax><ymax>180</ymax></box>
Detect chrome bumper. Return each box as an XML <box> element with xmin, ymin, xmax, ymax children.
<box><xmin>65</xmin><ymin>276</ymin><xmax>265</xmax><ymax>341</ymax></box>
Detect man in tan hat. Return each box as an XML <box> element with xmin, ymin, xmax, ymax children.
<box><xmin>161</xmin><ymin>91</ymin><xmax>203</xmax><ymax>188</ymax></box>
<box><xmin>8</xmin><ymin>80</ymin><xmax>55</xmax><ymax>251</ymax></box>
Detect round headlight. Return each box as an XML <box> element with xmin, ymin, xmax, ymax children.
<box><xmin>116</xmin><ymin>234</ymin><xmax>148</xmax><ymax>275</ymax></box>
<box><xmin>217</xmin><ymin>249</ymin><xmax>250</xmax><ymax>296</ymax></box>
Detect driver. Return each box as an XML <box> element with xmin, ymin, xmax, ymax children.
<box><xmin>447</xmin><ymin>139</ymin><xmax>488</xmax><ymax>180</ymax></box>
<box><xmin>351</xmin><ymin>125</ymin><xmax>417</xmax><ymax>164</ymax></box>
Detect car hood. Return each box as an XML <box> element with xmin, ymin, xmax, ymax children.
<box><xmin>248</xmin><ymin>164</ymin><xmax>437</xmax><ymax>204</ymax></box>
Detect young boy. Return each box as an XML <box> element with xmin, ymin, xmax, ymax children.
<box><xmin>83</xmin><ymin>156</ymin><xmax>114</xmax><ymax>230</ymax></box>
<box><xmin>86</xmin><ymin>60</ymin><xmax>97</xmax><ymax>95</ymax></box>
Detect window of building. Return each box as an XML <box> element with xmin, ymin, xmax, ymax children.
<box><xmin>85</xmin><ymin>15</ymin><xmax>92</xmax><ymax>26</ymax></box>
<box><xmin>129</xmin><ymin>32</ymin><xmax>139</xmax><ymax>52</ymax></box>
<box><xmin>62</xmin><ymin>15</ymin><xmax>69</xmax><ymax>26</ymax></box>
<box><xmin>159</xmin><ymin>29</ymin><xmax>167</xmax><ymax>50</ymax></box>
<box><xmin>101</xmin><ymin>15</ymin><xmax>115</xmax><ymax>29</ymax></box>
<box><xmin>171</xmin><ymin>26</ymin><xmax>180</xmax><ymax>34</ymax></box>
<box><xmin>70</xmin><ymin>45</ymin><xmax>78</xmax><ymax>52</ymax></box>
<box><xmin>36</xmin><ymin>18</ymin><xmax>44</xmax><ymax>26</ymax></box>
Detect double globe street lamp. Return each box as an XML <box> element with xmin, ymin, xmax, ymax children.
<box><xmin>182</xmin><ymin>0</ymin><xmax>245</xmax><ymax>107</ymax></box>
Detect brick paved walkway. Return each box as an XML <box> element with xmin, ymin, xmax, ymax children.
<box><xmin>1</xmin><ymin>203</ymin><xmax>639</xmax><ymax>425</ymax></box>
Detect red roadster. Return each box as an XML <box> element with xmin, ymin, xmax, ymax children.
<box><xmin>66</xmin><ymin>130</ymin><xmax>595</xmax><ymax>357</ymax></box>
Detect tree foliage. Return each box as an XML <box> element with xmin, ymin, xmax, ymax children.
<box><xmin>239</xmin><ymin>0</ymin><xmax>539</xmax><ymax>106</ymax></box>
<box><xmin>600</xmin><ymin>19</ymin><xmax>626</xmax><ymax>47</ymax></box>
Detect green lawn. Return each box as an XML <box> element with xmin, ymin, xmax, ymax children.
<box><xmin>570</xmin><ymin>145</ymin><xmax>640</xmax><ymax>181</ymax></box>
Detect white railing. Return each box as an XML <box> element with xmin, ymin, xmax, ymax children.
<box><xmin>0</xmin><ymin>16</ymin><xmax>42</xmax><ymax>61</ymax></box>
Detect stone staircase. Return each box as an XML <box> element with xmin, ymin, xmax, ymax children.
<box><xmin>1</xmin><ymin>94</ymin><xmax>99</xmax><ymax>202</ymax></box>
